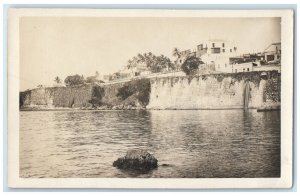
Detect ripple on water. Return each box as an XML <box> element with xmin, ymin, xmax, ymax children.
<box><xmin>20</xmin><ymin>110</ymin><xmax>280</xmax><ymax>178</ymax></box>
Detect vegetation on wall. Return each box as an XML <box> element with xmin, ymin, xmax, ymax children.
<box><xmin>136</xmin><ymin>79</ymin><xmax>151</xmax><ymax>106</ymax></box>
<box><xmin>19</xmin><ymin>90</ymin><xmax>31</xmax><ymax>108</ymax></box>
<box><xmin>116</xmin><ymin>84</ymin><xmax>134</xmax><ymax>100</ymax></box>
<box><xmin>116</xmin><ymin>78</ymin><xmax>151</xmax><ymax>106</ymax></box>
<box><xmin>264</xmin><ymin>76</ymin><xmax>281</xmax><ymax>102</ymax></box>
<box><xmin>88</xmin><ymin>86</ymin><xmax>105</xmax><ymax>107</ymax></box>
<box><xmin>210</xmin><ymin>71</ymin><xmax>280</xmax><ymax>87</ymax></box>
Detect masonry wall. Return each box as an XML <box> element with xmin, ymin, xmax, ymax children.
<box><xmin>20</xmin><ymin>71</ymin><xmax>280</xmax><ymax>110</ymax></box>
<box><xmin>147</xmin><ymin>71</ymin><xmax>280</xmax><ymax>109</ymax></box>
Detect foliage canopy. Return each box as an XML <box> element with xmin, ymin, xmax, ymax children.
<box><xmin>64</xmin><ymin>74</ymin><xmax>85</xmax><ymax>86</ymax></box>
<box><xmin>181</xmin><ymin>56</ymin><xmax>203</xmax><ymax>75</ymax></box>
<box><xmin>127</xmin><ymin>52</ymin><xmax>175</xmax><ymax>73</ymax></box>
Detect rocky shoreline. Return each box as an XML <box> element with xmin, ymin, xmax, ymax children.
<box><xmin>20</xmin><ymin>101</ymin><xmax>281</xmax><ymax>111</ymax></box>
<box><xmin>20</xmin><ymin>106</ymin><xmax>281</xmax><ymax>112</ymax></box>
<box><xmin>20</xmin><ymin>104</ymin><xmax>147</xmax><ymax>111</ymax></box>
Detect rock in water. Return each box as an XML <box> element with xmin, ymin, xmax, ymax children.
<box><xmin>113</xmin><ymin>150</ymin><xmax>158</xmax><ymax>171</ymax></box>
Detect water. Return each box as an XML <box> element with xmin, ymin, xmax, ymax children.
<box><xmin>20</xmin><ymin>109</ymin><xmax>280</xmax><ymax>178</ymax></box>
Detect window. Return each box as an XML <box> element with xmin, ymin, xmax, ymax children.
<box><xmin>198</xmin><ymin>44</ymin><xmax>203</xmax><ymax>50</ymax></box>
<box><xmin>243</xmin><ymin>68</ymin><xmax>245</xmax><ymax>72</ymax></box>
<box><xmin>212</xmin><ymin>43</ymin><xmax>215</xmax><ymax>47</ymax></box>
<box><xmin>222</xmin><ymin>49</ymin><xmax>225</xmax><ymax>52</ymax></box>
<box><xmin>211</xmin><ymin>48</ymin><xmax>221</xmax><ymax>54</ymax></box>
<box><xmin>247</xmin><ymin>68</ymin><xmax>250</xmax><ymax>71</ymax></box>
<box><xmin>235</xmin><ymin>69</ymin><xmax>237</xmax><ymax>73</ymax></box>
<box><xmin>267</xmin><ymin>55</ymin><xmax>275</xmax><ymax>61</ymax></box>
<box><xmin>225</xmin><ymin>63</ymin><xmax>227</xmax><ymax>68</ymax></box>
<box><xmin>179</xmin><ymin>60</ymin><xmax>182</xmax><ymax>63</ymax></box>
<box><xmin>222</xmin><ymin>43</ymin><xmax>225</xmax><ymax>47</ymax></box>
<box><xmin>230</xmin><ymin>49</ymin><xmax>232</xmax><ymax>52</ymax></box>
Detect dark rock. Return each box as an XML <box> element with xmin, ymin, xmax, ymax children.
<box><xmin>113</xmin><ymin>150</ymin><xmax>158</xmax><ymax>171</ymax></box>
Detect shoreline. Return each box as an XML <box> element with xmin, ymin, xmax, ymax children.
<box><xmin>20</xmin><ymin>106</ymin><xmax>280</xmax><ymax>112</ymax></box>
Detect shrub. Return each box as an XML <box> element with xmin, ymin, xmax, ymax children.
<box><xmin>135</xmin><ymin>79</ymin><xmax>151</xmax><ymax>106</ymax></box>
<box><xmin>181</xmin><ymin>56</ymin><xmax>203</xmax><ymax>75</ymax></box>
<box><xmin>116</xmin><ymin>84</ymin><xmax>135</xmax><ymax>100</ymax></box>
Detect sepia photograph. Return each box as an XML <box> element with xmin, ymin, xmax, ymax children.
<box><xmin>7</xmin><ymin>8</ymin><xmax>294</xmax><ymax>188</ymax></box>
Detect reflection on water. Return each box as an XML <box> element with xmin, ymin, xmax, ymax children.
<box><xmin>20</xmin><ymin>110</ymin><xmax>280</xmax><ymax>178</ymax></box>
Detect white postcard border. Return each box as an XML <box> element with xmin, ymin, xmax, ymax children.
<box><xmin>7</xmin><ymin>8</ymin><xmax>294</xmax><ymax>189</ymax></box>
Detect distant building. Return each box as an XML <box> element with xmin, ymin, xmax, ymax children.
<box><xmin>175</xmin><ymin>40</ymin><xmax>281</xmax><ymax>74</ymax></box>
<box><xmin>118</xmin><ymin>61</ymin><xmax>153</xmax><ymax>79</ymax></box>
<box><xmin>176</xmin><ymin>39</ymin><xmax>238</xmax><ymax>73</ymax></box>
<box><xmin>263</xmin><ymin>42</ymin><xmax>281</xmax><ymax>63</ymax></box>
<box><xmin>199</xmin><ymin>40</ymin><xmax>238</xmax><ymax>73</ymax></box>
<box><xmin>229</xmin><ymin>42</ymin><xmax>281</xmax><ymax>73</ymax></box>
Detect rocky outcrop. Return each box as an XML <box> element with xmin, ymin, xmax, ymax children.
<box><xmin>113</xmin><ymin>150</ymin><xmax>158</xmax><ymax>171</ymax></box>
<box><xmin>20</xmin><ymin>79</ymin><xmax>151</xmax><ymax>110</ymax></box>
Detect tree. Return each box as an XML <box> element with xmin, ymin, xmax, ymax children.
<box><xmin>181</xmin><ymin>56</ymin><xmax>203</xmax><ymax>75</ymax></box>
<box><xmin>85</xmin><ymin>71</ymin><xmax>105</xmax><ymax>84</ymax></box>
<box><xmin>85</xmin><ymin>76</ymin><xmax>97</xmax><ymax>84</ymax></box>
<box><xmin>127</xmin><ymin>52</ymin><xmax>175</xmax><ymax>73</ymax></box>
<box><xmin>95</xmin><ymin>71</ymin><xmax>99</xmax><ymax>78</ymax></box>
<box><xmin>54</xmin><ymin>76</ymin><xmax>61</xmax><ymax>84</ymax></box>
<box><xmin>172</xmin><ymin>47</ymin><xmax>181</xmax><ymax>59</ymax></box>
<box><xmin>64</xmin><ymin>74</ymin><xmax>85</xmax><ymax>86</ymax></box>
<box><xmin>152</xmin><ymin>54</ymin><xmax>175</xmax><ymax>72</ymax></box>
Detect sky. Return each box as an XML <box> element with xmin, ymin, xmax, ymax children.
<box><xmin>20</xmin><ymin>17</ymin><xmax>281</xmax><ymax>91</ymax></box>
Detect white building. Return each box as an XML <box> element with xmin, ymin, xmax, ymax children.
<box><xmin>176</xmin><ymin>39</ymin><xmax>239</xmax><ymax>73</ymax></box>
<box><xmin>263</xmin><ymin>42</ymin><xmax>281</xmax><ymax>63</ymax></box>
<box><xmin>198</xmin><ymin>40</ymin><xmax>238</xmax><ymax>73</ymax></box>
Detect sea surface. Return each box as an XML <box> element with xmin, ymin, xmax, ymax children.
<box><xmin>20</xmin><ymin>109</ymin><xmax>280</xmax><ymax>178</ymax></box>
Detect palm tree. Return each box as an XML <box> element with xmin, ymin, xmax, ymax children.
<box><xmin>54</xmin><ymin>76</ymin><xmax>61</xmax><ymax>84</ymax></box>
<box><xmin>172</xmin><ymin>47</ymin><xmax>181</xmax><ymax>59</ymax></box>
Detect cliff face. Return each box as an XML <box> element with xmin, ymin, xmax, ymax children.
<box><xmin>20</xmin><ymin>79</ymin><xmax>151</xmax><ymax>109</ymax></box>
<box><xmin>20</xmin><ymin>71</ymin><xmax>280</xmax><ymax>110</ymax></box>
<box><xmin>100</xmin><ymin>79</ymin><xmax>151</xmax><ymax>108</ymax></box>
<box><xmin>20</xmin><ymin>85</ymin><xmax>94</xmax><ymax>108</ymax></box>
